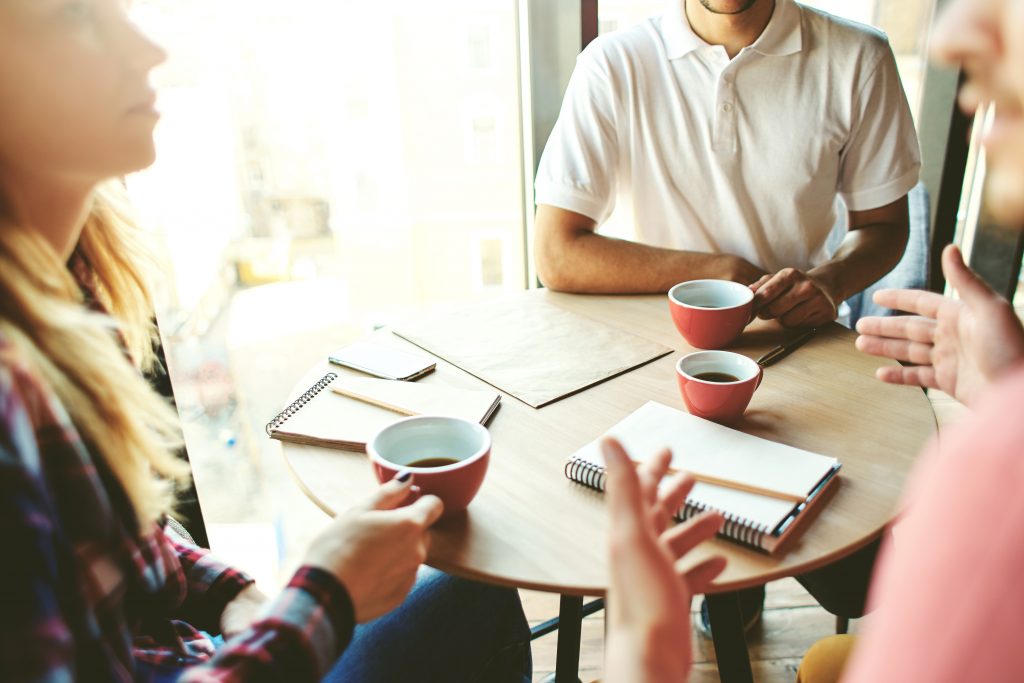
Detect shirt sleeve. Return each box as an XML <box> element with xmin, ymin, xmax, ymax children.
<box><xmin>843</xmin><ymin>372</ymin><xmax>1024</xmax><ymax>682</ymax></box>
<box><xmin>534</xmin><ymin>39</ymin><xmax>620</xmax><ymax>224</ymax></box>
<box><xmin>0</xmin><ymin>375</ymin><xmax>76</xmax><ymax>682</ymax></box>
<box><xmin>837</xmin><ymin>41</ymin><xmax>921</xmax><ymax>211</ymax></box>
<box><xmin>166</xmin><ymin>534</ymin><xmax>255</xmax><ymax>634</ymax></box>
<box><xmin>179</xmin><ymin>566</ymin><xmax>355</xmax><ymax>683</ymax></box>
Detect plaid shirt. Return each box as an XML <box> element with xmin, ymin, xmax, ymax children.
<box><xmin>0</xmin><ymin>276</ymin><xmax>354</xmax><ymax>681</ymax></box>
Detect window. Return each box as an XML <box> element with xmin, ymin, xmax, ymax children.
<box><xmin>466</xmin><ymin>22</ymin><xmax>496</xmax><ymax>72</ymax></box>
<box><xmin>475</xmin><ymin>235</ymin><xmax>507</xmax><ymax>289</ymax></box>
<box><xmin>128</xmin><ymin>0</ymin><xmax>528</xmax><ymax>579</ymax></box>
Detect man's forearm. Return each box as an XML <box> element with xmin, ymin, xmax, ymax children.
<box><xmin>537</xmin><ymin>229</ymin><xmax>763</xmax><ymax>294</ymax></box>
<box><xmin>809</xmin><ymin>221</ymin><xmax>910</xmax><ymax>304</ymax></box>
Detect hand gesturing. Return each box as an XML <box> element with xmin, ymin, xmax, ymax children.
<box><xmin>855</xmin><ymin>244</ymin><xmax>1024</xmax><ymax>405</ymax></box>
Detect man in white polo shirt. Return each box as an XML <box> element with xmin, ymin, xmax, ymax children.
<box><xmin>534</xmin><ymin>0</ymin><xmax>920</xmax><ymax>329</ymax></box>
<box><xmin>535</xmin><ymin>0</ymin><xmax>918</xmax><ymax>636</ymax></box>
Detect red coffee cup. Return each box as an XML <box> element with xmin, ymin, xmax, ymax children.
<box><xmin>367</xmin><ymin>416</ymin><xmax>490</xmax><ymax>517</ymax></box>
<box><xmin>675</xmin><ymin>350</ymin><xmax>762</xmax><ymax>422</ymax></box>
<box><xmin>668</xmin><ymin>279</ymin><xmax>754</xmax><ymax>349</ymax></box>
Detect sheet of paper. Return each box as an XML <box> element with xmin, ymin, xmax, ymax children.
<box><xmin>394</xmin><ymin>298</ymin><xmax>672</xmax><ymax>408</ymax></box>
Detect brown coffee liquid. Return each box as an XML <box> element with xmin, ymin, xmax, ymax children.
<box><xmin>407</xmin><ymin>457</ymin><xmax>460</xmax><ymax>468</ymax></box>
<box><xmin>694</xmin><ymin>371</ymin><xmax>740</xmax><ymax>383</ymax></box>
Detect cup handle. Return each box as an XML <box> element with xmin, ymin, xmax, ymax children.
<box><xmin>755</xmin><ymin>367</ymin><xmax>763</xmax><ymax>389</ymax></box>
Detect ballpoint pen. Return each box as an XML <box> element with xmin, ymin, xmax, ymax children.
<box><xmin>756</xmin><ymin>327</ymin><xmax>818</xmax><ymax>367</ymax></box>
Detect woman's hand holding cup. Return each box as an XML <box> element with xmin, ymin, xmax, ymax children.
<box><xmin>302</xmin><ymin>476</ymin><xmax>444</xmax><ymax>623</ymax></box>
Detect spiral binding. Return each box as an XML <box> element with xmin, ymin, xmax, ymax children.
<box><xmin>564</xmin><ymin>457</ymin><xmax>607</xmax><ymax>492</ymax></box>
<box><xmin>265</xmin><ymin>372</ymin><xmax>338</xmax><ymax>436</ymax></box>
<box><xmin>564</xmin><ymin>456</ymin><xmax>772</xmax><ymax>550</ymax></box>
<box><xmin>678</xmin><ymin>500</ymin><xmax>771</xmax><ymax>550</ymax></box>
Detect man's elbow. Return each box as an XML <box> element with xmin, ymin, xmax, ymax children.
<box><xmin>535</xmin><ymin>241</ymin><xmax>577</xmax><ymax>292</ymax></box>
<box><xmin>534</xmin><ymin>205</ymin><xmax>601</xmax><ymax>292</ymax></box>
<box><xmin>887</xmin><ymin>217</ymin><xmax>911</xmax><ymax>270</ymax></box>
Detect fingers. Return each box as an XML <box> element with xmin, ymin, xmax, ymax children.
<box><xmin>942</xmin><ymin>244</ymin><xmax>998</xmax><ymax>306</ymax></box>
<box><xmin>752</xmin><ymin>268</ymin><xmax>799</xmax><ymax>312</ymax></box>
<box><xmin>763</xmin><ymin>280</ymin><xmax>818</xmax><ymax>320</ymax></box>
<box><xmin>637</xmin><ymin>448</ymin><xmax>672</xmax><ymax>506</ymax></box>
<box><xmin>603</xmin><ymin>438</ymin><xmax>645</xmax><ymax>537</ymax></box>
<box><xmin>855</xmin><ymin>335</ymin><xmax>934</xmax><ymax>364</ymax></box>
<box><xmin>876</xmin><ymin>364</ymin><xmax>940</xmax><ymax>390</ymax></box>
<box><xmin>754</xmin><ymin>269</ymin><xmax>833</xmax><ymax>323</ymax></box>
<box><xmin>680</xmin><ymin>556</ymin><xmax>728</xmax><ymax>594</ymax></box>
<box><xmin>656</xmin><ymin>472</ymin><xmax>696</xmax><ymax>522</ymax></box>
<box><xmin>778</xmin><ymin>299</ymin><xmax>826</xmax><ymax>328</ymax></box>
<box><xmin>871</xmin><ymin>288</ymin><xmax>945</xmax><ymax>319</ymax></box>
<box><xmin>663</xmin><ymin>511</ymin><xmax>724</xmax><ymax>558</ymax></box>
<box><xmin>364</xmin><ymin>476</ymin><xmax>416</xmax><ymax>512</ymax></box>
<box><xmin>855</xmin><ymin>315</ymin><xmax>937</xmax><ymax>344</ymax></box>
<box><xmin>402</xmin><ymin>494</ymin><xmax>445</xmax><ymax>528</ymax></box>
<box><xmin>749</xmin><ymin>274</ymin><xmax>772</xmax><ymax>292</ymax></box>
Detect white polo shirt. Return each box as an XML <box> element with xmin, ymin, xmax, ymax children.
<box><xmin>535</xmin><ymin>0</ymin><xmax>921</xmax><ymax>273</ymax></box>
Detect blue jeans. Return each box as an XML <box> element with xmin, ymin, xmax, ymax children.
<box><xmin>325</xmin><ymin>567</ymin><xmax>532</xmax><ymax>683</ymax></box>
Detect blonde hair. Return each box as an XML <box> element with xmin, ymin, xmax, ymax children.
<box><xmin>0</xmin><ymin>181</ymin><xmax>188</xmax><ymax>527</ymax></box>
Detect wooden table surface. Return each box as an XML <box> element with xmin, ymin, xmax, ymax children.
<box><xmin>281</xmin><ymin>289</ymin><xmax>936</xmax><ymax>596</ymax></box>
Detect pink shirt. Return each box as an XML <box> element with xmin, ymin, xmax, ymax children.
<box><xmin>844</xmin><ymin>367</ymin><xmax>1024</xmax><ymax>682</ymax></box>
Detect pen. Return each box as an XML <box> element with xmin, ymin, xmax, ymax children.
<box><xmin>331</xmin><ymin>386</ymin><xmax>420</xmax><ymax>416</ymax></box>
<box><xmin>756</xmin><ymin>327</ymin><xmax>817</xmax><ymax>368</ymax></box>
<box><xmin>631</xmin><ymin>460</ymin><xmax>805</xmax><ymax>503</ymax></box>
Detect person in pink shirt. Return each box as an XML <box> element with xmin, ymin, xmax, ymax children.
<box><xmin>602</xmin><ymin>0</ymin><xmax>1024</xmax><ymax>680</ymax></box>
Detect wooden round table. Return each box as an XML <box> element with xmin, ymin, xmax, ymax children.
<box><xmin>280</xmin><ymin>289</ymin><xmax>936</xmax><ymax>683</ymax></box>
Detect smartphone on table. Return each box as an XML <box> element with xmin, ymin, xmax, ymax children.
<box><xmin>328</xmin><ymin>341</ymin><xmax>436</xmax><ymax>381</ymax></box>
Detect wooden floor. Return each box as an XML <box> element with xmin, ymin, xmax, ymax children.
<box><xmin>522</xmin><ymin>578</ymin><xmax>858</xmax><ymax>683</ymax></box>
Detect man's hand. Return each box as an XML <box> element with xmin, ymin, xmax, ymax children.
<box><xmin>220</xmin><ymin>584</ymin><xmax>269</xmax><ymax>639</ymax></box>
<box><xmin>604</xmin><ymin>438</ymin><xmax>726</xmax><ymax>683</ymax></box>
<box><xmin>301</xmin><ymin>477</ymin><xmax>444</xmax><ymax>623</ymax></box>
<box><xmin>751</xmin><ymin>268</ymin><xmax>839</xmax><ymax>328</ymax></box>
<box><xmin>855</xmin><ymin>244</ymin><xmax>1024</xmax><ymax>405</ymax></box>
<box><xmin>715</xmin><ymin>254</ymin><xmax>769</xmax><ymax>286</ymax></box>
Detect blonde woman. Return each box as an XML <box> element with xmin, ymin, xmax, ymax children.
<box><xmin>0</xmin><ymin>1</ymin><xmax>530</xmax><ymax>681</ymax></box>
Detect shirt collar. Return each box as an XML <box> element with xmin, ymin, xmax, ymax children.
<box><xmin>660</xmin><ymin>0</ymin><xmax>802</xmax><ymax>60</ymax></box>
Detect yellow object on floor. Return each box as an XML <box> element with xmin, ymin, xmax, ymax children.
<box><xmin>796</xmin><ymin>634</ymin><xmax>858</xmax><ymax>683</ymax></box>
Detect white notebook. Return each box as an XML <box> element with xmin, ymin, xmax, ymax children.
<box><xmin>566</xmin><ymin>401</ymin><xmax>840</xmax><ymax>553</ymax></box>
<box><xmin>267</xmin><ymin>373</ymin><xmax>500</xmax><ymax>452</ymax></box>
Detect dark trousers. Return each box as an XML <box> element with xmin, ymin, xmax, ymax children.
<box><xmin>796</xmin><ymin>538</ymin><xmax>882</xmax><ymax>617</ymax></box>
<box><xmin>735</xmin><ymin>537</ymin><xmax>882</xmax><ymax>619</ymax></box>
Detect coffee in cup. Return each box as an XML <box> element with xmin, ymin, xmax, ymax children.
<box><xmin>676</xmin><ymin>350</ymin><xmax>762</xmax><ymax>422</ymax></box>
<box><xmin>367</xmin><ymin>416</ymin><xmax>491</xmax><ymax>516</ymax></box>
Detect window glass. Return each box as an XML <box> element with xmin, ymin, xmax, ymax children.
<box><xmin>129</xmin><ymin>0</ymin><xmax>527</xmax><ymax>580</ymax></box>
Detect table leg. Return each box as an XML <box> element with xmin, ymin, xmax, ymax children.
<box><xmin>706</xmin><ymin>591</ymin><xmax>754</xmax><ymax>683</ymax></box>
<box><xmin>555</xmin><ymin>594</ymin><xmax>584</xmax><ymax>683</ymax></box>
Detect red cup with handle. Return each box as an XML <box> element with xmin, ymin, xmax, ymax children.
<box><xmin>668</xmin><ymin>279</ymin><xmax>755</xmax><ymax>349</ymax></box>
<box><xmin>367</xmin><ymin>416</ymin><xmax>490</xmax><ymax>517</ymax></box>
<box><xmin>676</xmin><ymin>350</ymin><xmax>762</xmax><ymax>422</ymax></box>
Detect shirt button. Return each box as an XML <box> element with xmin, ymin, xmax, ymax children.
<box><xmin>722</xmin><ymin>103</ymin><xmax>733</xmax><ymax>113</ymax></box>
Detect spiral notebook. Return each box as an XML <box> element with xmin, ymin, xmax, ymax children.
<box><xmin>565</xmin><ymin>401</ymin><xmax>840</xmax><ymax>554</ymax></box>
<box><xmin>266</xmin><ymin>372</ymin><xmax>501</xmax><ymax>451</ymax></box>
